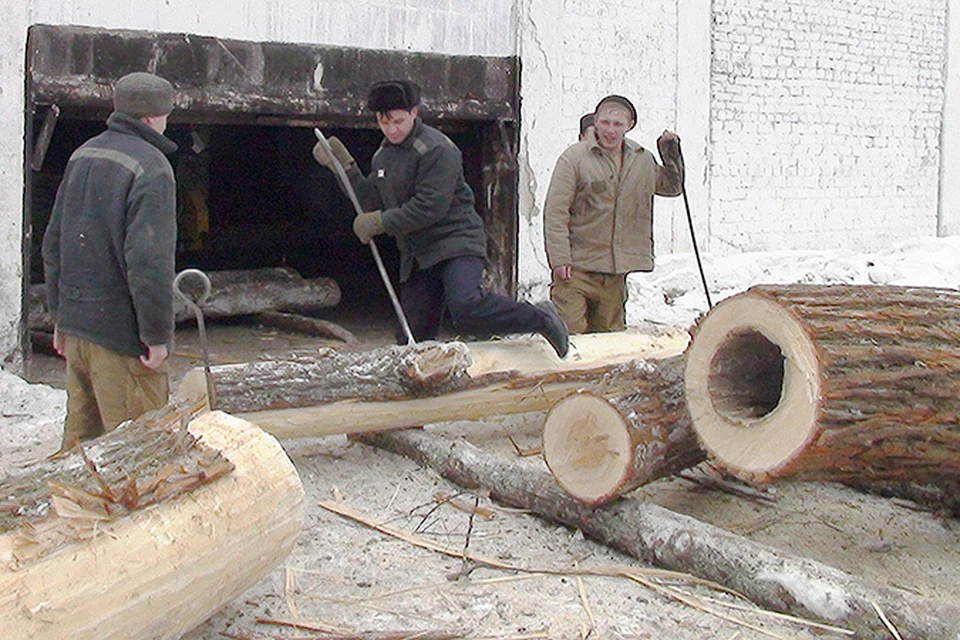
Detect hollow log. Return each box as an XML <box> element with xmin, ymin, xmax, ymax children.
<box><xmin>0</xmin><ymin>403</ymin><xmax>304</xmax><ymax>640</ymax></box>
<box><xmin>542</xmin><ymin>356</ymin><xmax>704</xmax><ymax>505</ymax></box>
<box><xmin>28</xmin><ymin>267</ymin><xmax>340</xmax><ymax>331</ymax></box>
<box><xmin>684</xmin><ymin>284</ymin><xmax>960</xmax><ymax>487</ymax></box>
<box><xmin>175</xmin><ymin>329</ymin><xmax>690</xmax><ymax>438</ymax></box>
<box><xmin>357</xmin><ymin>428</ymin><xmax>960</xmax><ymax>640</ymax></box>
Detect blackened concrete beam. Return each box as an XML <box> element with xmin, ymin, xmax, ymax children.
<box><xmin>26</xmin><ymin>24</ymin><xmax>517</xmax><ymax>123</ymax></box>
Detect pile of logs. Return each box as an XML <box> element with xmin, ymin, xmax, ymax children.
<box><xmin>30</xmin><ymin>267</ymin><xmax>345</xmax><ymax>351</ymax></box>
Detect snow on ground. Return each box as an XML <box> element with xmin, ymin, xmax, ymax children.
<box><xmin>627</xmin><ymin>234</ymin><xmax>960</xmax><ymax>328</ymax></box>
<box><xmin>0</xmin><ymin>369</ymin><xmax>65</xmax><ymax>477</ymax></box>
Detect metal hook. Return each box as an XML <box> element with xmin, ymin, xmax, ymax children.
<box><xmin>173</xmin><ymin>268</ymin><xmax>216</xmax><ymax>408</ymax></box>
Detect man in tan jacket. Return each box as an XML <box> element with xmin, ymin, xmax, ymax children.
<box><xmin>543</xmin><ymin>95</ymin><xmax>684</xmax><ymax>333</ymax></box>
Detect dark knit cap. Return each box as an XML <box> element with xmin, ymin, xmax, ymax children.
<box><xmin>595</xmin><ymin>95</ymin><xmax>637</xmax><ymax>130</ymax></box>
<box><xmin>367</xmin><ymin>80</ymin><xmax>421</xmax><ymax>113</ymax></box>
<box><xmin>113</xmin><ymin>72</ymin><xmax>174</xmax><ymax>118</ymax></box>
<box><xmin>579</xmin><ymin>112</ymin><xmax>595</xmax><ymax>137</ymax></box>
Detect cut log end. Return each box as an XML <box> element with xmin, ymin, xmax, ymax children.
<box><xmin>542</xmin><ymin>392</ymin><xmax>632</xmax><ymax>504</ymax></box>
<box><xmin>684</xmin><ymin>294</ymin><xmax>821</xmax><ymax>481</ymax></box>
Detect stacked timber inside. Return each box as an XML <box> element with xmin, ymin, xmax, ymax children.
<box><xmin>29</xmin><ymin>266</ymin><xmax>341</xmax><ymax>331</ymax></box>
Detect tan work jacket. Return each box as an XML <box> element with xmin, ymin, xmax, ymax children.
<box><xmin>543</xmin><ymin>132</ymin><xmax>682</xmax><ymax>274</ymax></box>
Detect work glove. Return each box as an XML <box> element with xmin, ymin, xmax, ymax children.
<box><xmin>656</xmin><ymin>130</ymin><xmax>681</xmax><ymax>162</ymax></box>
<box><xmin>353</xmin><ymin>210</ymin><xmax>385</xmax><ymax>244</ymax></box>
<box><xmin>312</xmin><ymin>136</ymin><xmax>355</xmax><ymax>171</ymax></box>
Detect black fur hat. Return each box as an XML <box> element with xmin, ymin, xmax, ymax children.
<box><xmin>594</xmin><ymin>95</ymin><xmax>637</xmax><ymax>130</ymax></box>
<box><xmin>579</xmin><ymin>112</ymin><xmax>595</xmax><ymax>137</ymax></box>
<box><xmin>367</xmin><ymin>80</ymin><xmax>421</xmax><ymax>113</ymax></box>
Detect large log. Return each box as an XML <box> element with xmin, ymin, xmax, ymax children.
<box><xmin>357</xmin><ymin>428</ymin><xmax>960</xmax><ymax>640</ymax></box>
<box><xmin>0</xmin><ymin>403</ymin><xmax>304</xmax><ymax>640</ymax></box>
<box><xmin>28</xmin><ymin>267</ymin><xmax>341</xmax><ymax>331</ymax></box>
<box><xmin>542</xmin><ymin>356</ymin><xmax>704</xmax><ymax>505</ymax></box>
<box><xmin>684</xmin><ymin>284</ymin><xmax>960</xmax><ymax>486</ymax></box>
<box><xmin>176</xmin><ymin>329</ymin><xmax>690</xmax><ymax>438</ymax></box>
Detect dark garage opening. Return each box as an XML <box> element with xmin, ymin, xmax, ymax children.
<box><xmin>30</xmin><ymin>116</ymin><xmax>491</xmax><ymax>320</ymax></box>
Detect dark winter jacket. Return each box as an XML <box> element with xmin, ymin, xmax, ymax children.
<box><xmin>42</xmin><ymin>112</ymin><xmax>178</xmax><ymax>358</ymax></box>
<box><xmin>348</xmin><ymin>118</ymin><xmax>487</xmax><ymax>282</ymax></box>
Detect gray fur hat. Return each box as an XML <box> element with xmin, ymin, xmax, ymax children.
<box><xmin>113</xmin><ymin>72</ymin><xmax>174</xmax><ymax>118</ymax></box>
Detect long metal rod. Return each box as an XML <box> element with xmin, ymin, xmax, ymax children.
<box><xmin>314</xmin><ymin>128</ymin><xmax>416</xmax><ymax>345</ymax></box>
<box><xmin>173</xmin><ymin>268</ymin><xmax>217</xmax><ymax>408</ymax></box>
<box><xmin>677</xmin><ymin>142</ymin><xmax>713</xmax><ymax>309</ymax></box>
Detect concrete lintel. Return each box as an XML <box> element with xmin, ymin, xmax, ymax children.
<box><xmin>26</xmin><ymin>24</ymin><xmax>517</xmax><ymax>122</ymax></box>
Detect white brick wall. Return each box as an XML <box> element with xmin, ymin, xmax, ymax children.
<box><xmin>708</xmin><ymin>0</ymin><xmax>947</xmax><ymax>253</ymax></box>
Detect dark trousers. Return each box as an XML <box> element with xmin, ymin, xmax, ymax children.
<box><xmin>397</xmin><ymin>256</ymin><xmax>543</xmax><ymax>344</ymax></box>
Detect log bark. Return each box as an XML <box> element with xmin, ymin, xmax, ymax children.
<box><xmin>176</xmin><ymin>329</ymin><xmax>690</xmax><ymax>437</ymax></box>
<box><xmin>684</xmin><ymin>284</ymin><xmax>960</xmax><ymax>486</ymax></box>
<box><xmin>252</xmin><ymin>310</ymin><xmax>358</xmax><ymax>344</ymax></box>
<box><xmin>0</xmin><ymin>403</ymin><xmax>304</xmax><ymax>640</ymax></box>
<box><xmin>28</xmin><ymin>267</ymin><xmax>341</xmax><ymax>331</ymax></box>
<box><xmin>357</xmin><ymin>427</ymin><xmax>960</xmax><ymax>640</ymax></box>
<box><xmin>542</xmin><ymin>356</ymin><xmax>705</xmax><ymax>505</ymax></box>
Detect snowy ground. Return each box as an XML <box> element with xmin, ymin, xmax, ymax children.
<box><xmin>626</xmin><ymin>235</ymin><xmax>960</xmax><ymax>329</ymax></box>
<box><xmin>3</xmin><ymin>235</ymin><xmax>960</xmax><ymax>639</ymax></box>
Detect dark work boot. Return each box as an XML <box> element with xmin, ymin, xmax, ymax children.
<box><xmin>535</xmin><ymin>301</ymin><xmax>569</xmax><ymax>358</ymax></box>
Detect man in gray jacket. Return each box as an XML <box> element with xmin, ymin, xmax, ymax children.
<box><xmin>313</xmin><ymin>80</ymin><xmax>568</xmax><ymax>358</ymax></box>
<box><xmin>42</xmin><ymin>72</ymin><xmax>178</xmax><ymax>450</ymax></box>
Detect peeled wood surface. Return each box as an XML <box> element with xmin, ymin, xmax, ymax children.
<box><xmin>685</xmin><ymin>284</ymin><xmax>960</xmax><ymax>485</ymax></box>
<box><xmin>0</xmin><ymin>398</ymin><xmax>220</xmax><ymax>557</ymax></box>
<box><xmin>358</xmin><ymin>428</ymin><xmax>960</xmax><ymax>640</ymax></box>
<box><xmin>0</xmin><ymin>409</ymin><xmax>304</xmax><ymax>640</ymax></box>
<box><xmin>542</xmin><ymin>356</ymin><xmax>704</xmax><ymax>505</ymax></box>
<box><xmin>184</xmin><ymin>329</ymin><xmax>690</xmax><ymax>437</ymax></box>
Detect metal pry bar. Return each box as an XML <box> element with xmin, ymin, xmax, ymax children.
<box><xmin>314</xmin><ymin>128</ymin><xmax>416</xmax><ymax>345</ymax></box>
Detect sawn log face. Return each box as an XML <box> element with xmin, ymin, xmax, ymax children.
<box><xmin>543</xmin><ymin>356</ymin><xmax>704</xmax><ymax>505</ymax></box>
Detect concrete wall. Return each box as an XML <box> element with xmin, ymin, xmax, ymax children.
<box><xmin>941</xmin><ymin>0</ymin><xmax>960</xmax><ymax>236</ymax></box>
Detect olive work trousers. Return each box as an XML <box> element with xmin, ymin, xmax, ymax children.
<box><xmin>61</xmin><ymin>334</ymin><xmax>169</xmax><ymax>450</ymax></box>
<box><xmin>549</xmin><ymin>269</ymin><xmax>626</xmax><ymax>334</ymax></box>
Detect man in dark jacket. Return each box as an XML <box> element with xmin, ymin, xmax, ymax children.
<box><xmin>313</xmin><ymin>80</ymin><xmax>568</xmax><ymax>357</ymax></box>
<box><xmin>42</xmin><ymin>71</ymin><xmax>178</xmax><ymax>450</ymax></box>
